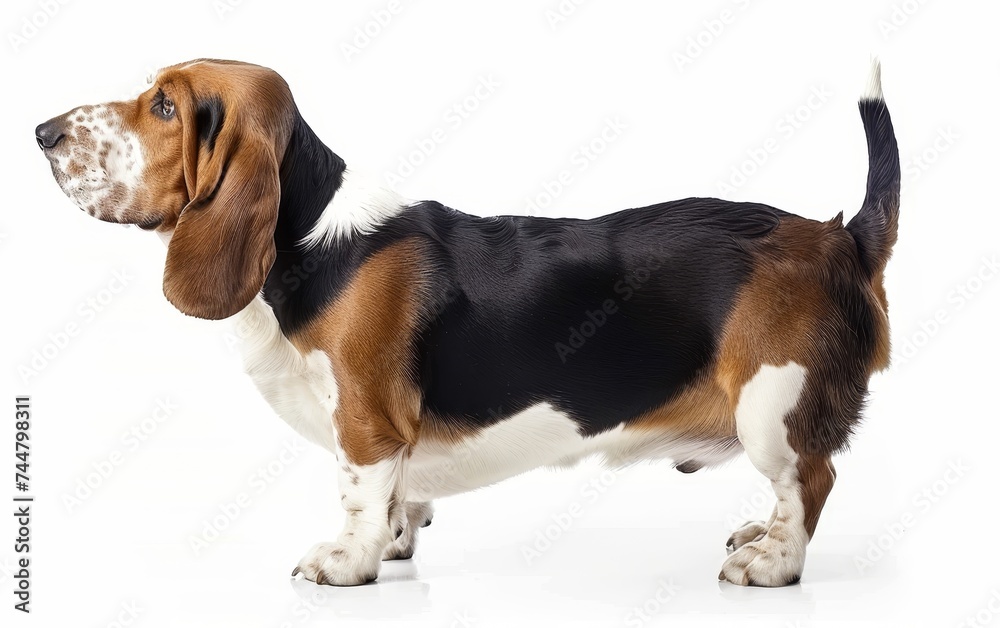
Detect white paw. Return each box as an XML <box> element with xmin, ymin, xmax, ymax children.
<box><xmin>292</xmin><ymin>542</ymin><xmax>380</xmax><ymax>586</ymax></box>
<box><xmin>381</xmin><ymin>502</ymin><xmax>434</xmax><ymax>561</ymax></box>
<box><xmin>719</xmin><ymin>533</ymin><xmax>805</xmax><ymax>587</ymax></box>
<box><xmin>411</xmin><ymin>501</ymin><xmax>435</xmax><ymax>529</ymax></box>
<box><xmin>382</xmin><ymin>531</ymin><xmax>415</xmax><ymax>561</ymax></box>
<box><xmin>726</xmin><ymin>520</ymin><xmax>768</xmax><ymax>554</ymax></box>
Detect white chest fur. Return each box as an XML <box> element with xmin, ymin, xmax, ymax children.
<box><xmin>156</xmin><ymin>234</ymin><xmax>339</xmax><ymax>452</ymax></box>
<box><xmin>235</xmin><ymin>297</ymin><xmax>339</xmax><ymax>452</ymax></box>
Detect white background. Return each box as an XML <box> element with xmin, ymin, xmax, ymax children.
<box><xmin>2</xmin><ymin>1</ymin><xmax>999</xmax><ymax>626</ymax></box>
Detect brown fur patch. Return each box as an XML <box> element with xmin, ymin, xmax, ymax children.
<box><xmin>290</xmin><ymin>239</ymin><xmax>427</xmax><ymax>466</ymax></box>
<box><xmin>716</xmin><ymin>215</ymin><xmax>889</xmax><ymax>455</ymax></box>
<box><xmin>415</xmin><ymin>411</ymin><xmax>481</xmax><ymax>447</ymax></box>
<box><xmin>626</xmin><ymin>376</ymin><xmax>736</xmax><ymax>441</ymax></box>
<box><xmin>867</xmin><ymin>269</ymin><xmax>892</xmax><ymax>372</ymax></box>
<box><xmin>716</xmin><ymin>216</ymin><xmax>846</xmax><ymax>401</ymax></box>
<box><xmin>796</xmin><ymin>455</ymin><xmax>836</xmax><ymax>539</ymax></box>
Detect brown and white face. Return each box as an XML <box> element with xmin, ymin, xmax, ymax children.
<box><xmin>35</xmin><ymin>59</ymin><xmax>298</xmax><ymax>320</ymax></box>
<box><xmin>35</xmin><ymin>85</ymin><xmax>184</xmax><ymax>227</ymax></box>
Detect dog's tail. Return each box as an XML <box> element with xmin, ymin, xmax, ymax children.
<box><xmin>845</xmin><ymin>58</ymin><xmax>900</xmax><ymax>277</ymax></box>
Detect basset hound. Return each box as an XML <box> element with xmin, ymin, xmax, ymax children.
<box><xmin>35</xmin><ymin>58</ymin><xmax>899</xmax><ymax>587</ymax></box>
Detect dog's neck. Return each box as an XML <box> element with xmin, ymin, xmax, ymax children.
<box><xmin>274</xmin><ymin>110</ymin><xmax>345</xmax><ymax>255</ymax></box>
<box><xmin>263</xmin><ymin>110</ymin><xmax>409</xmax><ymax>334</ymax></box>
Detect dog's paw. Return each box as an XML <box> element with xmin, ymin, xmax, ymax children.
<box><xmin>382</xmin><ymin>533</ymin><xmax>415</xmax><ymax>561</ymax></box>
<box><xmin>718</xmin><ymin>535</ymin><xmax>805</xmax><ymax>587</ymax></box>
<box><xmin>292</xmin><ymin>542</ymin><xmax>379</xmax><ymax>586</ymax></box>
<box><xmin>382</xmin><ymin>501</ymin><xmax>434</xmax><ymax>561</ymax></box>
<box><xmin>381</xmin><ymin>511</ymin><xmax>415</xmax><ymax>561</ymax></box>
<box><xmin>413</xmin><ymin>501</ymin><xmax>434</xmax><ymax>528</ymax></box>
<box><xmin>726</xmin><ymin>520</ymin><xmax>768</xmax><ymax>554</ymax></box>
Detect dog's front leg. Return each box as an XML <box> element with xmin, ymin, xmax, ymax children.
<box><xmin>293</xmin><ymin>427</ymin><xmax>406</xmax><ymax>586</ymax></box>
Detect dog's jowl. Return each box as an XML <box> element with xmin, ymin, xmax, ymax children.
<box><xmin>36</xmin><ymin>58</ymin><xmax>899</xmax><ymax>587</ymax></box>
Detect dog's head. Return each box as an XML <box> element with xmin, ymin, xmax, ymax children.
<box><xmin>36</xmin><ymin>59</ymin><xmax>297</xmax><ymax>320</ymax></box>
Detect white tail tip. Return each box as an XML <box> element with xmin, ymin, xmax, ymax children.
<box><xmin>861</xmin><ymin>57</ymin><xmax>884</xmax><ymax>102</ymax></box>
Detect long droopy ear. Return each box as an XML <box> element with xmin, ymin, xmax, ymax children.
<box><xmin>163</xmin><ymin>94</ymin><xmax>281</xmax><ymax>320</ymax></box>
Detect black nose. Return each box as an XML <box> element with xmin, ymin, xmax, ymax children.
<box><xmin>35</xmin><ymin>120</ymin><xmax>66</xmax><ymax>150</ymax></box>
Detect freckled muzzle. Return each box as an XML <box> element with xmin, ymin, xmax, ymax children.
<box><xmin>35</xmin><ymin>104</ymin><xmax>145</xmax><ymax>223</ymax></box>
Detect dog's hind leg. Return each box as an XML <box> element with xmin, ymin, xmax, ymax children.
<box><xmin>718</xmin><ymin>362</ymin><xmax>837</xmax><ymax>587</ymax></box>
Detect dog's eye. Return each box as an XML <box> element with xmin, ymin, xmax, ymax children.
<box><xmin>151</xmin><ymin>90</ymin><xmax>175</xmax><ymax>120</ymax></box>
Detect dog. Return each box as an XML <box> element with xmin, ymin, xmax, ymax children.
<box><xmin>35</xmin><ymin>58</ymin><xmax>899</xmax><ymax>587</ymax></box>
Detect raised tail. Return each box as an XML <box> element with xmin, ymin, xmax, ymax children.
<box><xmin>845</xmin><ymin>58</ymin><xmax>900</xmax><ymax>277</ymax></box>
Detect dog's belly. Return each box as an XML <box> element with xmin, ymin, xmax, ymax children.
<box><xmin>405</xmin><ymin>402</ymin><xmax>741</xmax><ymax>502</ymax></box>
